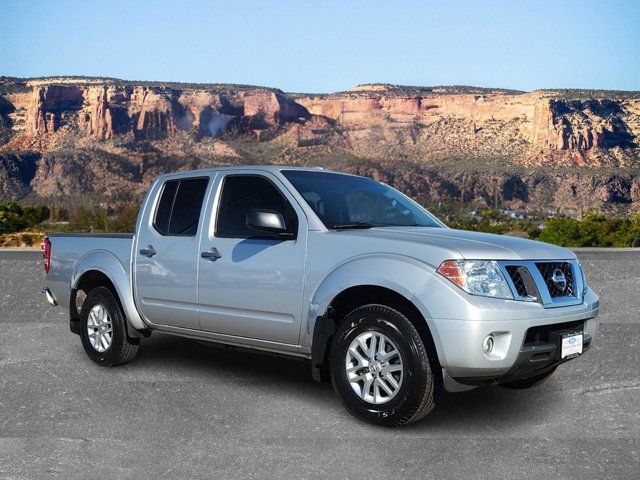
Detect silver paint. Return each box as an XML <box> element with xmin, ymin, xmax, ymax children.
<box><xmin>41</xmin><ymin>166</ymin><xmax>600</xmax><ymax>390</ymax></box>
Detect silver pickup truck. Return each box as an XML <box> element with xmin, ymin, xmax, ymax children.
<box><xmin>41</xmin><ymin>166</ymin><xmax>599</xmax><ymax>426</ymax></box>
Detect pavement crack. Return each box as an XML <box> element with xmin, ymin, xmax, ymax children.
<box><xmin>577</xmin><ymin>381</ymin><xmax>640</xmax><ymax>396</ymax></box>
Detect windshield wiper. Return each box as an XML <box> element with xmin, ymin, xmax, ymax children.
<box><xmin>331</xmin><ymin>222</ymin><xmax>383</xmax><ymax>230</ymax></box>
<box><xmin>391</xmin><ymin>223</ymin><xmax>433</xmax><ymax>227</ymax></box>
<box><xmin>331</xmin><ymin>222</ymin><xmax>435</xmax><ymax>230</ymax></box>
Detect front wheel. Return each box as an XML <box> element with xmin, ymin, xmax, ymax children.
<box><xmin>79</xmin><ymin>287</ymin><xmax>139</xmax><ymax>366</ymax></box>
<box><xmin>330</xmin><ymin>304</ymin><xmax>437</xmax><ymax>427</ymax></box>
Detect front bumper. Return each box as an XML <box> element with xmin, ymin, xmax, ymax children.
<box><xmin>426</xmin><ymin>287</ymin><xmax>599</xmax><ymax>381</ymax></box>
<box><xmin>453</xmin><ymin>326</ymin><xmax>593</xmax><ymax>386</ymax></box>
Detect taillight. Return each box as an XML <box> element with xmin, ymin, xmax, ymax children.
<box><xmin>41</xmin><ymin>237</ymin><xmax>51</xmax><ymax>274</ymax></box>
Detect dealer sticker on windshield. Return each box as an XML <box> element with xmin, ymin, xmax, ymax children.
<box><xmin>561</xmin><ymin>333</ymin><xmax>583</xmax><ymax>358</ymax></box>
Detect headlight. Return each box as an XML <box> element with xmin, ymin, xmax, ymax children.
<box><xmin>437</xmin><ymin>260</ymin><xmax>513</xmax><ymax>299</ymax></box>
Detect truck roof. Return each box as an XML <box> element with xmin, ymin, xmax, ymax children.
<box><xmin>164</xmin><ymin>165</ymin><xmax>335</xmax><ymax>175</ymax></box>
<box><xmin>156</xmin><ymin>165</ymin><xmax>353</xmax><ymax>180</ymax></box>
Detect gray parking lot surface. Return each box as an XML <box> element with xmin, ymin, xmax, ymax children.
<box><xmin>0</xmin><ymin>250</ymin><xmax>638</xmax><ymax>479</ymax></box>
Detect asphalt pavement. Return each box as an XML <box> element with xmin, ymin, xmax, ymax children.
<box><xmin>0</xmin><ymin>250</ymin><xmax>638</xmax><ymax>479</ymax></box>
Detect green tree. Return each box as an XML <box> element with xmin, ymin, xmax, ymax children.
<box><xmin>0</xmin><ymin>201</ymin><xmax>26</xmax><ymax>234</ymax></box>
<box><xmin>109</xmin><ymin>204</ymin><xmax>139</xmax><ymax>232</ymax></box>
<box><xmin>72</xmin><ymin>207</ymin><xmax>108</xmax><ymax>232</ymax></box>
<box><xmin>619</xmin><ymin>213</ymin><xmax>640</xmax><ymax>247</ymax></box>
<box><xmin>538</xmin><ymin>217</ymin><xmax>583</xmax><ymax>247</ymax></box>
<box><xmin>0</xmin><ymin>202</ymin><xmax>51</xmax><ymax>234</ymax></box>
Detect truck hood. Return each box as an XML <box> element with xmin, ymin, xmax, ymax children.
<box><xmin>340</xmin><ymin>227</ymin><xmax>575</xmax><ymax>261</ymax></box>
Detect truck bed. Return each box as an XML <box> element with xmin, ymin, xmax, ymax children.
<box><xmin>46</xmin><ymin>233</ymin><xmax>134</xmax><ymax>311</ymax></box>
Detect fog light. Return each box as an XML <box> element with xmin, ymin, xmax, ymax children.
<box><xmin>482</xmin><ymin>335</ymin><xmax>494</xmax><ymax>354</ymax></box>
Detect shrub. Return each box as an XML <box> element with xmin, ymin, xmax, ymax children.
<box><xmin>0</xmin><ymin>201</ymin><xmax>50</xmax><ymax>234</ymax></box>
<box><xmin>539</xmin><ymin>212</ymin><xmax>640</xmax><ymax>247</ymax></box>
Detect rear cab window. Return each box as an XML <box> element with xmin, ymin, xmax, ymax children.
<box><xmin>153</xmin><ymin>177</ymin><xmax>209</xmax><ymax>236</ymax></box>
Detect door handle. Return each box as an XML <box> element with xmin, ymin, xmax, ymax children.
<box><xmin>201</xmin><ymin>247</ymin><xmax>222</xmax><ymax>261</ymax></box>
<box><xmin>139</xmin><ymin>245</ymin><xmax>157</xmax><ymax>258</ymax></box>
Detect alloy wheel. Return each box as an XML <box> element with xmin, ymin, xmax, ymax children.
<box><xmin>345</xmin><ymin>331</ymin><xmax>404</xmax><ymax>404</ymax></box>
<box><xmin>86</xmin><ymin>304</ymin><xmax>113</xmax><ymax>353</ymax></box>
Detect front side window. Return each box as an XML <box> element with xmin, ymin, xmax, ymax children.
<box><xmin>282</xmin><ymin>170</ymin><xmax>442</xmax><ymax>229</ymax></box>
<box><xmin>216</xmin><ymin>175</ymin><xmax>298</xmax><ymax>238</ymax></box>
<box><xmin>153</xmin><ymin>177</ymin><xmax>209</xmax><ymax>236</ymax></box>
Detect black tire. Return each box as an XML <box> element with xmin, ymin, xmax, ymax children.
<box><xmin>79</xmin><ymin>286</ymin><xmax>139</xmax><ymax>366</ymax></box>
<box><xmin>499</xmin><ymin>367</ymin><xmax>556</xmax><ymax>390</ymax></box>
<box><xmin>330</xmin><ymin>304</ymin><xmax>437</xmax><ymax>427</ymax></box>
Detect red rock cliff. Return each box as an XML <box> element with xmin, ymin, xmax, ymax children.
<box><xmin>0</xmin><ymin>78</ymin><xmax>638</xmax><ymax>213</ymax></box>
<box><xmin>2</xmin><ymin>79</ymin><xmax>637</xmax><ymax>168</ymax></box>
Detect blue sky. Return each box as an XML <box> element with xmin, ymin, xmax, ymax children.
<box><xmin>1</xmin><ymin>0</ymin><xmax>638</xmax><ymax>92</ymax></box>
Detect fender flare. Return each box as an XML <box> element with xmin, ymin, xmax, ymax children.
<box><xmin>71</xmin><ymin>249</ymin><xmax>147</xmax><ymax>332</ymax></box>
<box><xmin>306</xmin><ymin>254</ymin><xmax>446</xmax><ymax>380</ymax></box>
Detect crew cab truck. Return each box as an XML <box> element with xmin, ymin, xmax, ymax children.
<box><xmin>41</xmin><ymin>166</ymin><xmax>599</xmax><ymax>426</ymax></box>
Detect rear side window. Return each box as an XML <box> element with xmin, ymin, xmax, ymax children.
<box><xmin>153</xmin><ymin>177</ymin><xmax>209</xmax><ymax>236</ymax></box>
<box><xmin>216</xmin><ymin>175</ymin><xmax>297</xmax><ymax>238</ymax></box>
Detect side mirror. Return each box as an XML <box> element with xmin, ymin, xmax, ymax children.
<box><xmin>246</xmin><ymin>209</ymin><xmax>291</xmax><ymax>237</ymax></box>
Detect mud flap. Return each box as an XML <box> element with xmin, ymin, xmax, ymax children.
<box><xmin>311</xmin><ymin>315</ymin><xmax>335</xmax><ymax>383</ymax></box>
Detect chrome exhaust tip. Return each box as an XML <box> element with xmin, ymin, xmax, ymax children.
<box><xmin>41</xmin><ymin>287</ymin><xmax>58</xmax><ymax>307</ymax></box>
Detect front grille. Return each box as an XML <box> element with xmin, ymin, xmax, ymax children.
<box><xmin>536</xmin><ymin>262</ymin><xmax>575</xmax><ymax>298</ymax></box>
<box><xmin>506</xmin><ymin>266</ymin><xmax>529</xmax><ymax>297</ymax></box>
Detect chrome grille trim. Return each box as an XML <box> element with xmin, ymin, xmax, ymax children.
<box><xmin>505</xmin><ymin>266</ymin><xmax>528</xmax><ymax>297</ymax></box>
<box><xmin>498</xmin><ymin>259</ymin><xmax>584</xmax><ymax>308</ymax></box>
<box><xmin>535</xmin><ymin>261</ymin><xmax>575</xmax><ymax>297</ymax></box>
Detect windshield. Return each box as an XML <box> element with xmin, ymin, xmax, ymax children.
<box><xmin>282</xmin><ymin>170</ymin><xmax>443</xmax><ymax>229</ymax></box>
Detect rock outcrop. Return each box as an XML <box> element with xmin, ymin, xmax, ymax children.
<box><xmin>0</xmin><ymin>77</ymin><xmax>638</xmax><ymax>213</ymax></box>
<box><xmin>3</xmin><ymin>79</ymin><xmax>311</xmax><ymax>143</ymax></box>
<box><xmin>2</xmin><ymin>78</ymin><xmax>637</xmax><ymax>161</ymax></box>
<box><xmin>297</xmin><ymin>88</ymin><xmax>639</xmax><ymax>163</ymax></box>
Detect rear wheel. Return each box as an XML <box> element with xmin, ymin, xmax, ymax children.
<box><xmin>79</xmin><ymin>287</ymin><xmax>139</xmax><ymax>366</ymax></box>
<box><xmin>330</xmin><ymin>304</ymin><xmax>437</xmax><ymax>427</ymax></box>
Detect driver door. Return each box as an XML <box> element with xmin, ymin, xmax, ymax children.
<box><xmin>197</xmin><ymin>172</ymin><xmax>307</xmax><ymax>345</ymax></box>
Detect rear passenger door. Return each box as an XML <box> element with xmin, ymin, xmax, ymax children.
<box><xmin>134</xmin><ymin>175</ymin><xmax>212</xmax><ymax>330</ymax></box>
<box><xmin>197</xmin><ymin>172</ymin><xmax>307</xmax><ymax>344</ymax></box>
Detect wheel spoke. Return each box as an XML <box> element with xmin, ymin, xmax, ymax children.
<box><xmin>362</xmin><ymin>374</ymin><xmax>374</xmax><ymax>398</ymax></box>
<box><xmin>356</xmin><ymin>337</ymin><xmax>370</xmax><ymax>358</ymax></box>
<box><xmin>377</xmin><ymin>336</ymin><xmax>386</xmax><ymax>357</ymax></box>
<box><xmin>386</xmin><ymin>364</ymin><xmax>402</xmax><ymax>373</ymax></box>
<box><xmin>377</xmin><ymin>377</ymin><xmax>394</xmax><ymax>395</ymax></box>
<box><xmin>380</xmin><ymin>349</ymin><xmax>398</xmax><ymax>361</ymax></box>
<box><xmin>350</xmin><ymin>373</ymin><xmax>368</xmax><ymax>383</ymax></box>
<box><xmin>369</xmin><ymin>334</ymin><xmax>377</xmax><ymax>359</ymax></box>
<box><xmin>385</xmin><ymin>374</ymin><xmax>400</xmax><ymax>389</ymax></box>
<box><xmin>349</xmin><ymin>347</ymin><xmax>368</xmax><ymax>366</ymax></box>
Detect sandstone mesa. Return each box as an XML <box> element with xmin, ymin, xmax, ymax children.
<box><xmin>0</xmin><ymin>77</ymin><xmax>638</xmax><ymax>214</ymax></box>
